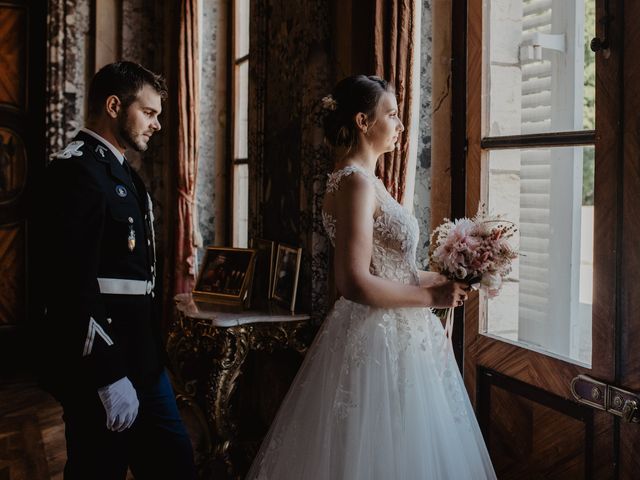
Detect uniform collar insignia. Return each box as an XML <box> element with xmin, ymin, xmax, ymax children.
<box><xmin>95</xmin><ymin>145</ymin><xmax>108</xmax><ymax>157</ymax></box>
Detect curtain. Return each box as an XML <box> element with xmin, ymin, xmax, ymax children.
<box><xmin>174</xmin><ymin>0</ymin><xmax>199</xmax><ymax>294</ymax></box>
<box><xmin>372</xmin><ymin>0</ymin><xmax>416</xmax><ymax>204</ymax></box>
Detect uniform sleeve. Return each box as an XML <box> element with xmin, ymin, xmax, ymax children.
<box><xmin>41</xmin><ymin>159</ymin><xmax>127</xmax><ymax>389</ymax></box>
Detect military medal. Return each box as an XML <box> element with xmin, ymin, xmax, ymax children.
<box><xmin>128</xmin><ymin>217</ymin><xmax>136</xmax><ymax>251</ymax></box>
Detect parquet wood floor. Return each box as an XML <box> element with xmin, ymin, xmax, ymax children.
<box><xmin>0</xmin><ymin>379</ymin><xmax>64</xmax><ymax>480</ymax></box>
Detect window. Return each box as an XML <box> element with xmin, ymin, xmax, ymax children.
<box><xmin>481</xmin><ymin>0</ymin><xmax>596</xmax><ymax>366</ymax></box>
<box><xmin>230</xmin><ymin>0</ymin><xmax>249</xmax><ymax>247</ymax></box>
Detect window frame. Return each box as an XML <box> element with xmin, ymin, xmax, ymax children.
<box><xmin>227</xmin><ymin>0</ymin><xmax>250</xmax><ymax>247</ymax></box>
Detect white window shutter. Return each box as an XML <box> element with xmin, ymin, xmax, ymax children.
<box><xmin>516</xmin><ymin>0</ymin><xmax>585</xmax><ymax>359</ymax></box>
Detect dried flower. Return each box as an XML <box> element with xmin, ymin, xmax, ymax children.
<box><xmin>321</xmin><ymin>94</ymin><xmax>338</xmax><ymax>111</ymax></box>
<box><xmin>428</xmin><ymin>203</ymin><xmax>519</xmax><ymax>294</ymax></box>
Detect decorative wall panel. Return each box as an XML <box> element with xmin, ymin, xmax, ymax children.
<box><xmin>0</xmin><ymin>223</ymin><xmax>25</xmax><ymax>326</ymax></box>
<box><xmin>0</xmin><ymin>128</ymin><xmax>26</xmax><ymax>204</ymax></box>
<box><xmin>0</xmin><ymin>6</ymin><xmax>26</xmax><ymax>109</ymax></box>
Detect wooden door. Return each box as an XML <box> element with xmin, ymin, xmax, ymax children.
<box><xmin>462</xmin><ymin>0</ymin><xmax>639</xmax><ymax>477</ymax></box>
<box><xmin>0</xmin><ymin>1</ymin><xmax>46</xmax><ymax>369</ymax></box>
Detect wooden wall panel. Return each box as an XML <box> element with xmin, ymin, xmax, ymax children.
<box><xmin>0</xmin><ymin>6</ymin><xmax>26</xmax><ymax>109</ymax></box>
<box><xmin>0</xmin><ymin>127</ymin><xmax>27</xmax><ymax>203</ymax></box>
<box><xmin>0</xmin><ymin>223</ymin><xmax>25</xmax><ymax>326</ymax></box>
<box><xmin>478</xmin><ymin>369</ymin><xmax>594</xmax><ymax>480</ymax></box>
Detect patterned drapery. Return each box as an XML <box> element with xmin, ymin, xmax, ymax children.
<box><xmin>373</xmin><ymin>0</ymin><xmax>416</xmax><ymax>204</ymax></box>
<box><xmin>173</xmin><ymin>0</ymin><xmax>200</xmax><ymax>294</ymax></box>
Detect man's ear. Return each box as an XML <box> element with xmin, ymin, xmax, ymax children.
<box><xmin>354</xmin><ymin>112</ymin><xmax>368</xmax><ymax>133</ymax></box>
<box><xmin>105</xmin><ymin>95</ymin><xmax>121</xmax><ymax>119</ymax></box>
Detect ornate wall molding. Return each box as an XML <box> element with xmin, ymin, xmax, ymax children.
<box><xmin>46</xmin><ymin>0</ymin><xmax>90</xmax><ymax>159</ymax></box>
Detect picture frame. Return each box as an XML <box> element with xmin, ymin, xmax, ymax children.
<box><xmin>271</xmin><ymin>244</ymin><xmax>302</xmax><ymax>312</ymax></box>
<box><xmin>249</xmin><ymin>238</ymin><xmax>276</xmax><ymax>308</ymax></box>
<box><xmin>193</xmin><ymin>246</ymin><xmax>257</xmax><ymax>307</ymax></box>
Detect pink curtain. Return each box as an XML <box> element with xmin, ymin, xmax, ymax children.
<box><xmin>372</xmin><ymin>0</ymin><xmax>416</xmax><ymax>204</ymax></box>
<box><xmin>174</xmin><ymin>0</ymin><xmax>199</xmax><ymax>294</ymax></box>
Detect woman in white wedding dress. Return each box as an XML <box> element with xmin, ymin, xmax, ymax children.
<box><xmin>246</xmin><ymin>75</ymin><xmax>496</xmax><ymax>479</ymax></box>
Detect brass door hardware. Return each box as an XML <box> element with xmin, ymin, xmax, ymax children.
<box><xmin>571</xmin><ymin>375</ymin><xmax>640</xmax><ymax>423</ymax></box>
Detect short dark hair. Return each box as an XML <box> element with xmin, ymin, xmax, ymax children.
<box><xmin>87</xmin><ymin>61</ymin><xmax>168</xmax><ymax>117</ymax></box>
<box><xmin>322</xmin><ymin>75</ymin><xmax>394</xmax><ymax>151</ymax></box>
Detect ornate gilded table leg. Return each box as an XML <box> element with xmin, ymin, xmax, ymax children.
<box><xmin>206</xmin><ymin>326</ymin><xmax>250</xmax><ymax>478</ymax></box>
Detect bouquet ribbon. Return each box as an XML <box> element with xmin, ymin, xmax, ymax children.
<box><xmin>444</xmin><ymin>308</ymin><xmax>454</xmax><ymax>350</ymax></box>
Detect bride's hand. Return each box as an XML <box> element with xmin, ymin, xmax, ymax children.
<box><xmin>427</xmin><ymin>280</ymin><xmax>469</xmax><ymax>308</ymax></box>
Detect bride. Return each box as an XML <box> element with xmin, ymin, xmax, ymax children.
<box><xmin>246</xmin><ymin>75</ymin><xmax>496</xmax><ymax>479</ymax></box>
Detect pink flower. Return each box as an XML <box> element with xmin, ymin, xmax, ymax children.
<box><xmin>428</xmin><ymin>207</ymin><xmax>518</xmax><ymax>301</ymax></box>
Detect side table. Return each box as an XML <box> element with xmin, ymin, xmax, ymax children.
<box><xmin>167</xmin><ymin>293</ymin><xmax>312</xmax><ymax>479</ymax></box>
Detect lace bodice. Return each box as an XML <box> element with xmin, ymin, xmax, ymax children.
<box><xmin>322</xmin><ymin>165</ymin><xmax>420</xmax><ymax>285</ymax></box>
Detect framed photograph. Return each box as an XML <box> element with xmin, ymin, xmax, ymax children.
<box><xmin>193</xmin><ymin>247</ymin><xmax>257</xmax><ymax>306</ymax></box>
<box><xmin>271</xmin><ymin>244</ymin><xmax>302</xmax><ymax>312</ymax></box>
<box><xmin>249</xmin><ymin>238</ymin><xmax>276</xmax><ymax>308</ymax></box>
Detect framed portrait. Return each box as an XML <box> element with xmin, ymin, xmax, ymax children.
<box><xmin>249</xmin><ymin>238</ymin><xmax>276</xmax><ymax>308</ymax></box>
<box><xmin>271</xmin><ymin>244</ymin><xmax>302</xmax><ymax>312</ymax></box>
<box><xmin>193</xmin><ymin>247</ymin><xmax>257</xmax><ymax>306</ymax></box>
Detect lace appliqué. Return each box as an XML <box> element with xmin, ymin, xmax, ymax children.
<box><xmin>323</xmin><ymin>165</ymin><xmax>421</xmax><ymax>287</ymax></box>
<box><xmin>325</xmin><ymin>165</ymin><xmax>377</xmax><ymax>194</ymax></box>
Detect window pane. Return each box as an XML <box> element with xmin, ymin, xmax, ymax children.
<box><xmin>483</xmin><ymin>146</ymin><xmax>594</xmax><ymax>366</ymax></box>
<box><xmin>232</xmin><ymin>163</ymin><xmax>248</xmax><ymax>248</ymax></box>
<box><xmin>234</xmin><ymin>60</ymin><xmax>249</xmax><ymax>159</ymax></box>
<box><xmin>483</xmin><ymin>0</ymin><xmax>596</xmax><ymax>136</ymax></box>
<box><xmin>235</xmin><ymin>0</ymin><xmax>249</xmax><ymax>59</ymax></box>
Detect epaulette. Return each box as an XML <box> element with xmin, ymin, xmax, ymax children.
<box><xmin>50</xmin><ymin>140</ymin><xmax>84</xmax><ymax>160</ymax></box>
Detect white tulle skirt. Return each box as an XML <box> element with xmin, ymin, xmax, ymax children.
<box><xmin>246</xmin><ymin>297</ymin><xmax>496</xmax><ymax>480</ymax></box>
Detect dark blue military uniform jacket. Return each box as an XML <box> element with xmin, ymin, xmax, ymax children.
<box><xmin>37</xmin><ymin>130</ymin><xmax>163</xmax><ymax>395</ymax></box>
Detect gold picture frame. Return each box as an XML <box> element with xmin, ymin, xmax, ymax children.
<box><xmin>193</xmin><ymin>246</ymin><xmax>257</xmax><ymax>307</ymax></box>
<box><xmin>271</xmin><ymin>244</ymin><xmax>302</xmax><ymax>312</ymax></box>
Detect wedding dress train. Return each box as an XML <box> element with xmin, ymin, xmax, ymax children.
<box><xmin>246</xmin><ymin>165</ymin><xmax>496</xmax><ymax>479</ymax></box>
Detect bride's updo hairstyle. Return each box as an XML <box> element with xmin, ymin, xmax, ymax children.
<box><xmin>322</xmin><ymin>75</ymin><xmax>393</xmax><ymax>152</ymax></box>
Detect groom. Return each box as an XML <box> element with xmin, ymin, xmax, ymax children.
<box><xmin>35</xmin><ymin>62</ymin><xmax>196</xmax><ymax>479</ymax></box>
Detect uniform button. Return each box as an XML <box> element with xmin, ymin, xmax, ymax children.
<box><xmin>106</xmin><ymin>318</ymin><xmax>112</xmax><ymax>324</ymax></box>
<box><xmin>128</xmin><ymin>217</ymin><xmax>134</xmax><ymax>224</ymax></box>
<box><xmin>147</xmin><ymin>239</ymin><xmax>151</xmax><ymax>246</ymax></box>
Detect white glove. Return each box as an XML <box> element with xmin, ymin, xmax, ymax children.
<box><xmin>97</xmin><ymin>376</ymin><xmax>139</xmax><ymax>432</ymax></box>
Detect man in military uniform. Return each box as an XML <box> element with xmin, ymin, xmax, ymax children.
<box><xmin>35</xmin><ymin>62</ymin><xmax>196</xmax><ymax>479</ymax></box>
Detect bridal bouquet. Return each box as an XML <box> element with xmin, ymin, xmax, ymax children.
<box><xmin>428</xmin><ymin>205</ymin><xmax>519</xmax><ymax>340</ymax></box>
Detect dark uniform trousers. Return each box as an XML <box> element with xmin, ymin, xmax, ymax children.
<box><xmin>35</xmin><ymin>131</ymin><xmax>196</xmax><ymax>480</ymax></box>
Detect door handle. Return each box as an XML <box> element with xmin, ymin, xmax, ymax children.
<box><xmin>571</xmin><ymin>374</ymin><xmax>640</xmax><ymax>423</ymax></box>
<box><xmin>622</xmin><ymin>399</ymin><xmax>638</xmax><ymax>423</ymax></box>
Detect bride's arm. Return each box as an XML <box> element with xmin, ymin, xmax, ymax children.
<box><xmin>333</xmin><ymin>174</ymin><xmax>463</xmax><ymax>309</ymax></box>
